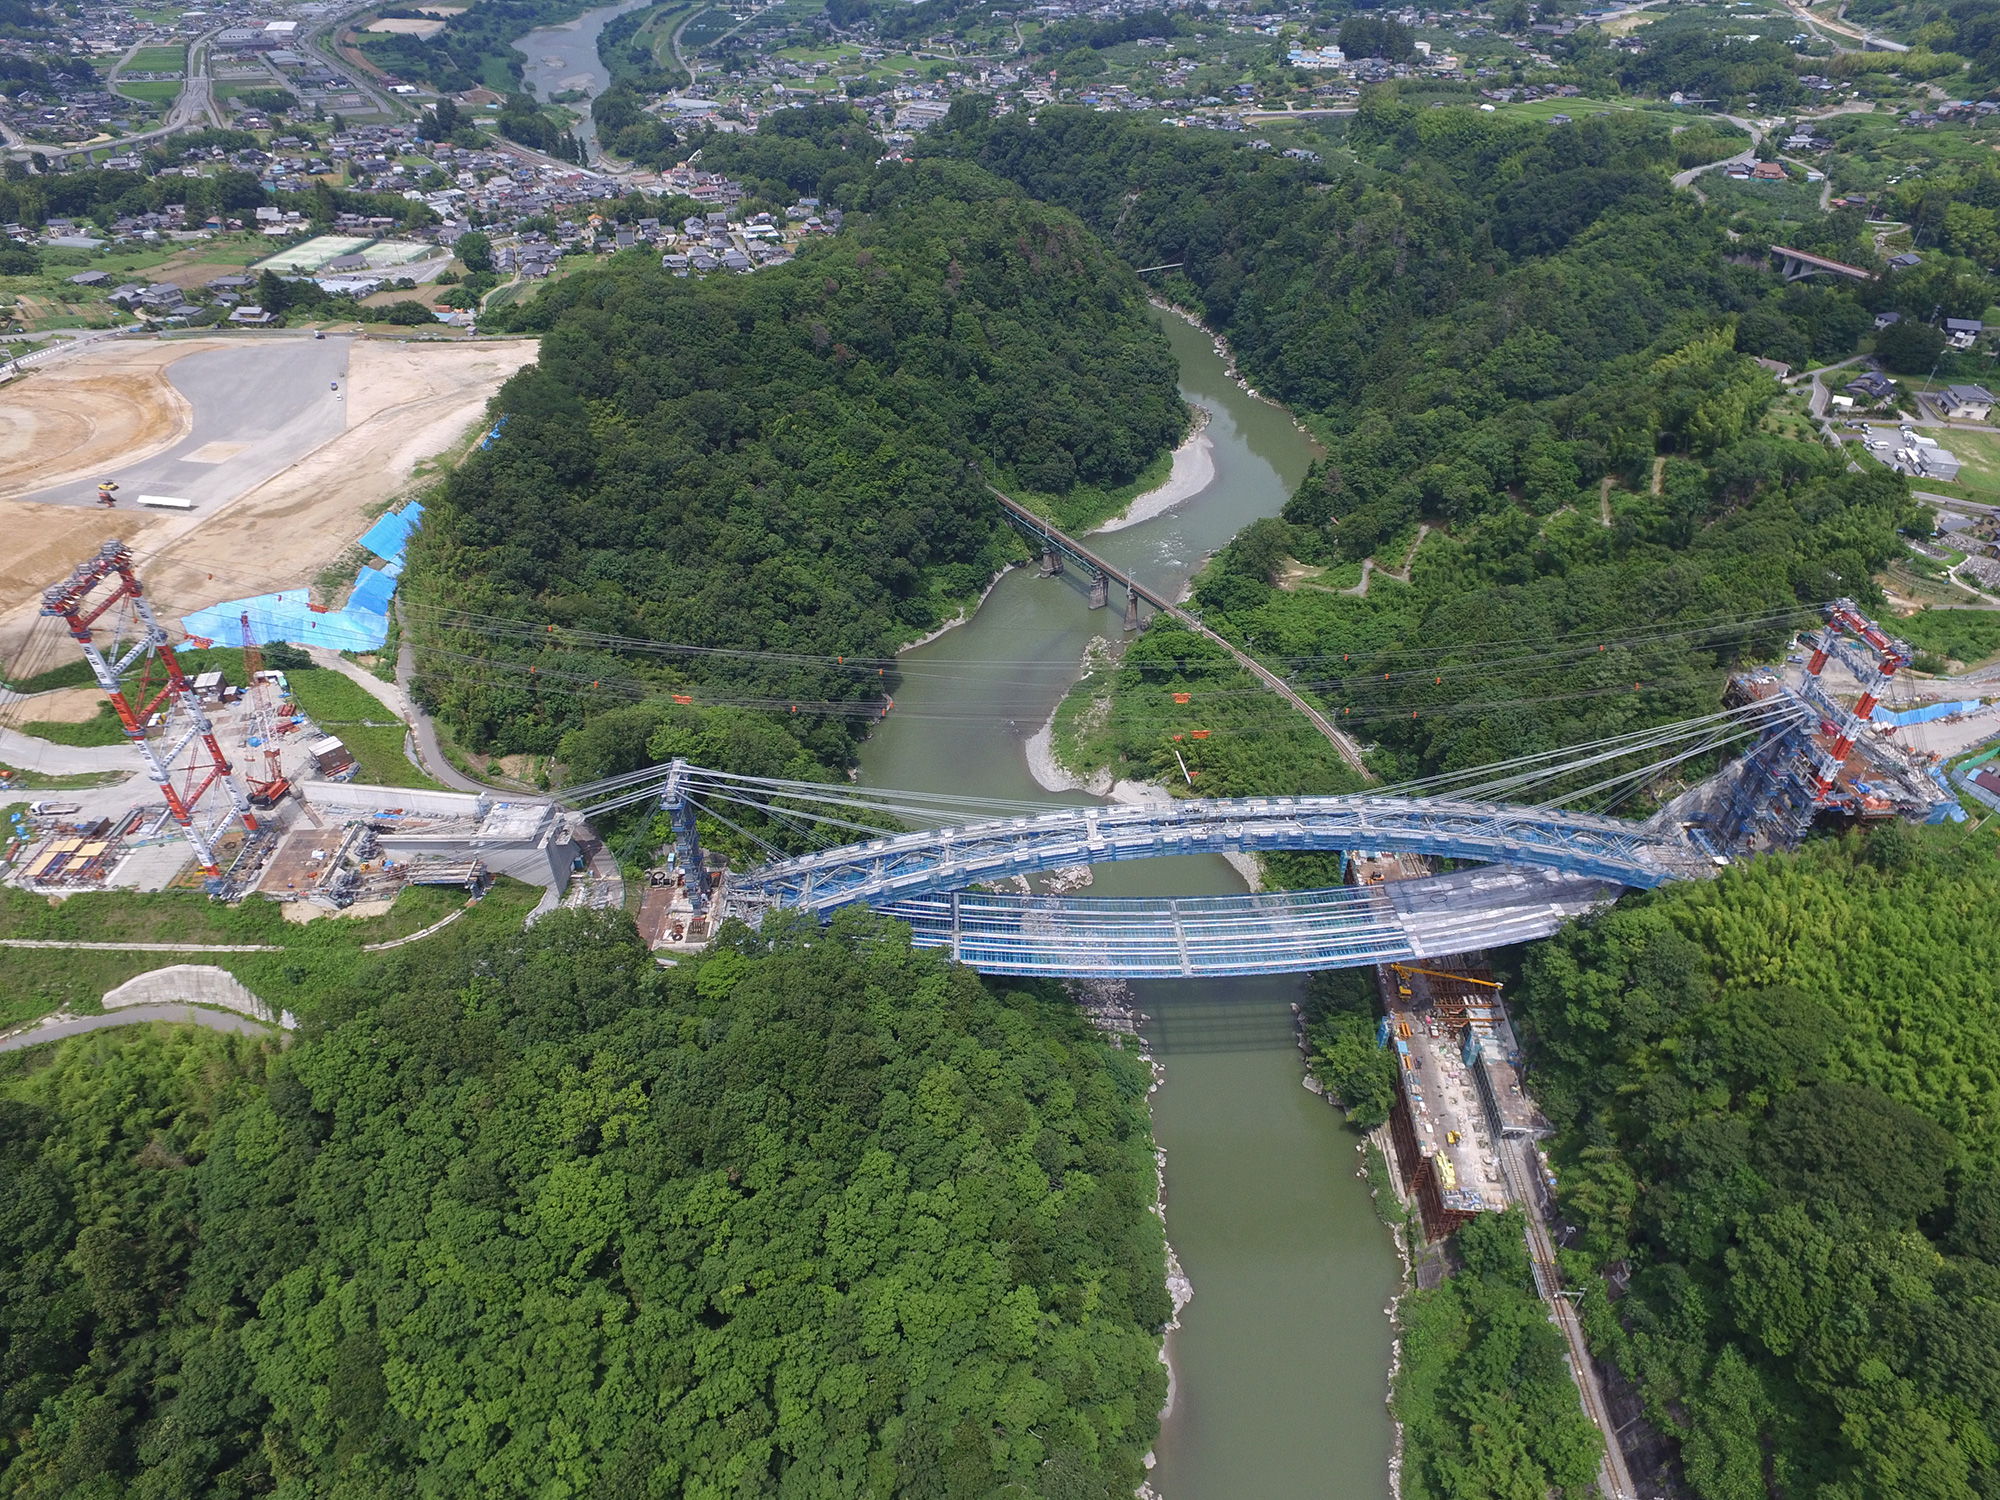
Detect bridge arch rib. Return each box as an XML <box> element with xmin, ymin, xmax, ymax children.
<box><xmin>728</xmin><ymin>794</ymin><xmax>1710</xmax><ymax>918</ymax></box>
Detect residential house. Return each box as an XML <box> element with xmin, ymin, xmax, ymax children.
<box><xmin>1946</xmin><ymin>317</ymin><xmax>1985</xmax><ymax>350</ymax></box>
<box><xmin>1925</xmin><ymin>383</ymin><xmax>1995</xmax><ymax>421</ymax></box>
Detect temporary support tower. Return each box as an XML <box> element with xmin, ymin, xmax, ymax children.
<box><xmin>239</xmin><ymin>610</ymin><xmax>291</xmax><ymax>807</ymax></box>
<box><xmin>40</xmin><ymin>540</ymin><xmax>257</xmax><ymax>877</ymax></box>
<box><xmin>659</xmin><ymin>758</ymin><xmax>712</xmax><ymax>912</ymax></box>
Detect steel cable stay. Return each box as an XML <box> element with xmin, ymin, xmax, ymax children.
<box><xmin>403</xmin><ymin>636</ymin><xmax>1736</xmax><ymax>708</ymax></box>
<box><xmin>1363</xmin><ymin>706</ymin><xmax>1770</xmax><ymax>800</ymax></box>
<box><xmin>394</xmin><ymin>597</ymin><xmax>1812</xmax><ymax>676</ymax></box>
<box><xmin>398</xmin><ymin>652</ymin><xmax>1769</xmax><ymax>737</ymax></box>
<box><xmin>1533</xmin><ymin>719</ymin><xmax>1778</xmax><ymax>813</ymax></box>
<box><xmin>1587</xmin><ymin>716</ymin><xmax>1780</xmax><ymax>818</ymax></box>
<box><xmin>1437</xmin><ymin>702</ymin><xmax>1798</xmax><ymax>804</ymax></box>
<box><xmin>557</xmin><ymin>702</ymin><xmax>1800</xmax><ymax>835</ymax></box>
<box><xmin>681</xmin><ymin>791</ymin><xmax>789</xmax><ymax>862</ymax></box>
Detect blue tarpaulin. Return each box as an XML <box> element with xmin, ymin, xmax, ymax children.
<box><xmin>179</xmin><ymin>504</ymin><xmax>424</xmax><ymax>651</ymax></box>
<box><xmin>180</xmin><ymin>590</ymin><xmax>389</xmax><ymax>653</ymax></box>
<box><xmin>347</xmin><ymin>566</ymin><xmax>397</xmax><ymax>616</ymax></box>
<box><xmin>356</xmin><ymin>502</ymin><xmax>424</xmax><ymax>565</ymax></box>
<box><xmin>1871</xmin><ymin>699</ymin><xmax>1982</xmax><ymax>727</ymax></box>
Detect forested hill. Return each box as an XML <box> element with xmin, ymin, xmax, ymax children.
<box><xmin>404</xmin><ymin>159</ymin><xmax>1184</xmax><ymax>769</ymax></box>
<box><xmin>952</xmin><ymin>102</ymin><xmax>1940</xmax><ymax>797</ymax></box>
<box><xmin>0</xmin><ymin>910</ymin><xmax>1169</xmax><ymax>1498</ymax></box>
<box><xmin>1515</xmin><ymin>826</ymin><xmax>2000</xmax><ymax>1500</ymax></box>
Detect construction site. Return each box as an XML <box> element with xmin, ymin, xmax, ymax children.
<box><xmin>1</xmin><ymin>539</ymin><xmax>590</xmax><ymax>918</ymax></box>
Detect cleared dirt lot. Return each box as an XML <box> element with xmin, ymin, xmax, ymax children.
<box><xmin>0</xmin><ymin>340</ymin><xmax>200</xmax><ymax>499</ymax></box>
<box><xmin>0</xmin><ymin>335</ymin><xmax>536</xmax><ymax>672</ymax></box>
<box><xmin>137</xmin><ymin>338</ymin><xmax>536</xmax><ymax>617</ymax></box>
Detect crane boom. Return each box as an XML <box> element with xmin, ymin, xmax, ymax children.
<box><xmin>1388</xmin><ymin>963</ymin><xmax>1502</xmax><ymax>989</ymax></box>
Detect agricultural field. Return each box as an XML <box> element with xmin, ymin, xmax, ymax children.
<box><xmin>124</xmin><ymin>44</ymin><xmax>186</xmax><ymax>73</ymax></box>
<box><xmin>113</xmin><ymin>79</ymin><xmax>181</xmax><ymax>105</ymax></box>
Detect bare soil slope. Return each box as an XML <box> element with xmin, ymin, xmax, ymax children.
<box><xmin>0</xmin><ymin>336</ymin><xmax>535</xmax><ymax>673</ymax></box>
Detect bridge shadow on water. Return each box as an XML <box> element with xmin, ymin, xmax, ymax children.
<box><xmin>1131</xmin><ymin>976</ymin><xmax>1305</xmax><ymax>1055</ymax></box>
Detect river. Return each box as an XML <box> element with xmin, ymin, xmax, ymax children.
<box><xmin>857</xmin><ymin>310</ymin><xmax>1403</xmax><ymax>1500</ymax></box>
<box><xmin>514</xmin><ymin>0</ymin><xmax>652</xmax><ymax>160</ymax></box>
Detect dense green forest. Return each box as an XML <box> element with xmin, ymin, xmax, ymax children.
<box><xmin>1514</xmin><ymin>826</ymin><xmax>2000</xmax><ymax>1500</ymax></box>
<box><xmin>406</xmin><ymin>156</ymin><xmax>1184</xmax><ymax>769</ymax></box>
<box><xmin>1395</xmin><ymin>1211</ymin><xmax>1604</xmax><ymax>1500</ymax></box>
<box><xmin>933</xmin><ymin>102</ymin><xmax>1937</xmax><ymax>795</ymax></box>
<box><xmin>0</xmin><ymin>908</ymin><xmax>1168</xmax><ymax>1498</ymax></box>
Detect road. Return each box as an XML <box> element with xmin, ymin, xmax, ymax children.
<box><xmin>3</xmin><ymin>27</ymin><xmax>223</xmax><ymax>161</ymax></box>
<box><xmin>310</xmin><ymin>0</ymin><xmax>411</xmax><ymax>122</ymax></box>
<box><xmin>1498</xmin><ymin>1139</ymin><xmax>1642</xmax><ymax>1500</ymax></box>
<box><xmin>0</xmin><ymin>1002</ymin><xmax>275</xmax><ymax>1052</ymax></box>
<box><xmin>1789</xmin><ymin>0</ymin><xmax>1907</xmax><ymax>52</ymax></box>
<box><xmin>391</xmin><ymin>607</ymin><xmax>513</xmax><ymax>794</ymax></box>
<box><xmin>11</xmin><ymin>338</ymin><xmax>351</xmax><ymax>510</ymax></box>
<box><xmin>1670</xmin><ymin>114</ymin><xmax>1762</xmax><ymax>199</ymax></box>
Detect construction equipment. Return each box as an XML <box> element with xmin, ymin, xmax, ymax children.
<box><xmin>239</xmin><ymin>610</ymin><xmax>291</xmax><ymax>808</ymax></box>
<box><xmin>1389</xmin><ymin>964</ymin><xmax>1502</xmax><ymax>989</ymax></box>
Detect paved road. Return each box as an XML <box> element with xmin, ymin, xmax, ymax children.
<box><xmin>392</xmin><ymin>606</ymin><xmax>514</xmax><ymax>795</ymax></box>
<box><xmin>0</xmin><ymin>1003</ymin><xmax>274</xmax><ymax>1052</ymax></box>
<box><xmin>1670</xmin><ymin>115</ymin><xmax>1763</xmax><ymax>197</ymax></box>
<box><xmin>11</xmin><ymin>338</ymin><xmax>352</xmax><ymax>510</ymax></box>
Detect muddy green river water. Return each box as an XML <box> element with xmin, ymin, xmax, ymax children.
<box><xmin>857</xmin><ymin>311</ymin><xmax>1402</xmax><ymax>1500</ymax></box>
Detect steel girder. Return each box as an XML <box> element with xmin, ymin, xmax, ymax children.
<box><xmin>872</xmin><ymin>866</ymin><xmax>1621</xmax><ymax>978</ymax></box>
<box><xmin>728</xmin><ymin>795</ymin><xmax>1708</xmax><ymax>917</ymax></box>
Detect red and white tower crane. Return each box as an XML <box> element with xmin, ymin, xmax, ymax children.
<box><xmin>39</xmin><ymin>540</ymin><xmax>258</xmax><ymax>879</ymax></box>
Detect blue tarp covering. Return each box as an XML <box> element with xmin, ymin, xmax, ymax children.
<box><xmin>357</xmin><ymin>502</ymin><xmax>424</xmax><ymax>564</ymax></box>
<box><xmin>180</xmin><ymin>590</ymin><xmax>389</xmax><ymax>653</ymax></box>
<box><xmin>347</xmin><ymin>566</ymin><xmax>397</xmax><ymax>616</ymax></box>
<box><xmin>1871</xmin><ymin>699</ymin><xmax>1982</xmax><ymax>727</ymax></box>
<box><xmin>179</xmin><ymin>504</ymin><xmax>423</xmax><ymax>651</ymax></box>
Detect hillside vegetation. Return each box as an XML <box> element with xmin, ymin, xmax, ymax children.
<box><xmin>405</xmin><ymin>157</ymin><xmax>1185</xmax><ymax>770</ymax></box>
<box><xmin>1517</xmin><ymin>827</ymin><xmax>2000</xmax><ymax>1500</ymax></box>
<box><xmin>0</xmin><ymin>909</ymin><xmax>1168</xmax><ymax>1499</ymax></box>
<box><xmin>929</xmin><ymin>102</ymin><xmax>1932</xmax><ymax>797</ymax></box>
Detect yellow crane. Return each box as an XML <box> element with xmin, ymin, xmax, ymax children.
<box><xmin>1388</xmin><ymin>964</ymin><xmax>1501</xmax><ymax>988</ymax></box>
<box><xmin>1389</xmin><ymin>963</ymin><xmax>1504</xmax><ymax>999</ymax></box>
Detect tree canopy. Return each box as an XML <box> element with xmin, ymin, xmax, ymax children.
<box><xmin>0</xmin><ymin>909</ymin><xmax>1169</xmax><ymax>1498</ymax></box>
<box><xmin>408</xmin><ymin>160</ymin><xmax>1185</xmax><ymax>766</ymax></box>
<box><xmin>1516</xmin><ymin>828</ymin><xmax>2000</xmax><ymax>1500</ymax></box>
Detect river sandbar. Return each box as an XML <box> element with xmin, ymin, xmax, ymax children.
<box><xmin>1094</xmin><ymin>411</ymin><xmax>1216</xmax><ymax>534</ymax></box>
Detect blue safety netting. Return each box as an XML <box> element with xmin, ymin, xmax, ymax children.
<box><xmin>357</xmin><ymin>502</ymin><xmax>425</xmax><ymax>565</ymax></box>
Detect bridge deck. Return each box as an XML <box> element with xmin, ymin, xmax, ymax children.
<box><xmin>731</xmin><ymin>794</ymin><xmax>1709</xmax><ymax>916</ymax></box>
<box><xmin>877</xmin><ymin>866</ymin><xmax>1619</xmax><ymax>977</ymax></box>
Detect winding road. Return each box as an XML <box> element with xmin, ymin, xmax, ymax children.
<box><xmin>0</xmin><ymin>1003</ymin><xmax>276</xmax><ymax>1052</ymax></box>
